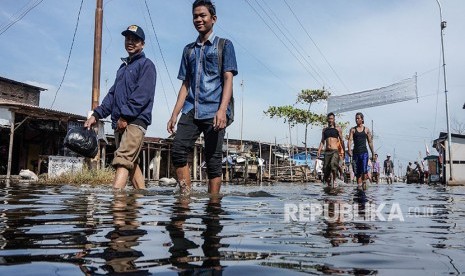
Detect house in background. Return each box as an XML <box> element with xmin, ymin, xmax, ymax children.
<box><xmin>0</xmin><ymin>76</ymin><xmax>88</xmax><ymax>179</ymax></box>
<box><xmin>0</xmin><ymin>76</ymin><xmax>181</xmax><ymax>182</ymax></box>
<box><xmin>433</xmin><ymin>132</ymin><xmax>465</xmax><ymax>185</ymax></box>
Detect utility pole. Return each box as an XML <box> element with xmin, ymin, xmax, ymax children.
<box><xmin>240</xmin><ymin>79</ymin><xmax>244</xmax><ymax>149</ymax></box>
<box><xmin>92</xmin><ymin>0</ymin><xmax>103</xmax><ymax>110</ymax></box>
<box><xmin>91</xmin><ymin>0</ymin><xmax>103</xmax><ymax>168</ymax></box>
<box><xmin>371</xmin><ymin>120</ymin><xmax>374</xmax><ymax>141</ymax></box>
<box><xmin>435</xmin><ymin>0</ymin><xmax>453</xmax><ymax>183</ymax></box>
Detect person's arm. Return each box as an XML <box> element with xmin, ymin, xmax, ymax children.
<box><xmin>214</xmin><ymin>39</ymin><xmax>238</xmax><ymax>130</ymax></box>
<box><xmin>84</xmin><ymin>81</ymin><xmax>116</xmax><ymax>129</ymax></box>
<box><xmin>214</xmin><ymin>71</ymin><xmax>233</xmax><ymax>130</ymax></box>
<box><xmin>317</xmin><ymin>128</ymin><xmax>326</xmax><ymax>158</ymax></box>
<box><xmin>167</xmin><ymin>80</ymin><xmax>189</xmax><ymax>134</ymax></box>
<box><xmin>167</xmin><ymin>45</ymin><xmax>191</xmax><ymax>134</ymax></box>
<box><xmin>338</xmin><ymin>126</ymin><xmax>345</xmax><ymax>155</ymax></box>
<box><xmin>119</xmin><ymin>60</ymin><xmax>156</xmax><ymax>124</ymax></box>
<box><xmin>366</xmin><ymin>127</ymin><xmax>375</xmax><ymax>156</ymax></box>
<box><xmin>347</xmin><ymin>128</ymin><xmax>353</xmax><ymax>157</ymax></box>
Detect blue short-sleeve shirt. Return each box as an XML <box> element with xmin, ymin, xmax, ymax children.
<box><xmin>177</xmin><ymin>33</ymin><xmax>238</xmax><ymax>120</ymax></box>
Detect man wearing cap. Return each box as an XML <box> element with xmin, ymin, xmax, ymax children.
<box><xmin>85</xmin><ymin>25</ymin><xmax>156</xmax><ymax>190</ymax></box>
<box><xmin>384</xmin><ymin>154</ymin><xmax>394</xmax><ymax>184</ymax></box>
<box><xmin>167</xmin><ymin>0</ymin><xmax>238</xmax><ymax>195</ymax></box>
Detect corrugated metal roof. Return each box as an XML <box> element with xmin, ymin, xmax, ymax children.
<box><xmin>0</xmin><ymin>99</ymin><xmax>86</xmax><ymax>120</ymax></box>
<box><xmin>0</xmin><ymin>76</ymin><xmax>47</xmax><ymax>91</ymax></box>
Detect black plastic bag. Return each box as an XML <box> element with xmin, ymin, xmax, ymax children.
<box><xmin>64</xmin><ymin>127</ymin><xmax>98</xmax><ymax>158</ymax></box>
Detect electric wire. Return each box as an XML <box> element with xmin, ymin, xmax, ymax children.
<box><xmin>215</xmin><ymin>24</ymin><xmax>299</xmax><ymax>92</ymax></box>
<box><xmin>0</xmin><ymin>0</ymin><xmax>44</xmax><ymax>36</ymax></box>
<box><xmin>244</xmin><ymin>0</ymin><xmax>322</xmax><ymax>86</ymax></box>
<box><xmin>50</xmin><ymin>0</ymin><xmax>84</xmax><ymax>109</ymax></box>
<box><xmin>138</xmin><ymin>0</ymin><xmax>171</xmax><ymax>115</ymax></box>
<box><xmin>283</xmin><ymin>0</ymin><xmax>350</xmax><ymax>94</ymax></box>
<box><xmin>143</xmin><ymin>0</ymin><xmax>178</xmax><ymax>97</ymax></box>
<box><xmin>255</xmin><ymin>0</ymin><xmax>331</xmax><ymax>90</ymax></box>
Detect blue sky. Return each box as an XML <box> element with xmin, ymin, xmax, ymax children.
<box><xmin>1</xmin><ymin>0</ymin><xmax>464</xmax><ymax>171</ymax></box>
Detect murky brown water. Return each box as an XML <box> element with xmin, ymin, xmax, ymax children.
<box><xmin>0</xmin><ymin>182</ymin><xmax>464</xmax><ymax>275</ymax></box>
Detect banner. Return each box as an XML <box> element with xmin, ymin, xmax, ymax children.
<box><xmin>327</xmin><ymin>76</ymin><xmax>417</xmax><ymax>113</ymax></box>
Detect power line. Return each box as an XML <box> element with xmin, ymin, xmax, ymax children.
<box><xmin>244</xmin><ymin>0</ymin><xmax>322</xmax><ymax>86</ymax></box>
<box><xmin>137</xmin><ymin>1</ymin><xmax>171</xmax><ymax>115</ymax></box>
<box><xmin>215</xmin><ymin>24</ymin><xmax>299</xmax><ymax>92</ymax></box>
<box><xmin>50</xmin><ymin>0</ymin><xmax>84</xmax><ymax>109</ymax></box>
<box><xmin>283</xmin><ymin>0</ymin><xmax>350</xmax><ymax>94</ymax></box>
<box><xmin>259</xmin><ymin>0</ymin><xmax>336</xmax><ymax>91</ymax></box>
<box><xmin>254</xmin><ymin>0</ymin><xmax>330</xmax><ymax>89</ymax></box>
<box><xmin>0</xmin><ymin>0</ymin><xmax>44</xmax><ymax>36</ymax></box>
<box><xmin>143</xmin><ymin>0</ymin><xmax>178</xmax><ymax>97</ymax></box>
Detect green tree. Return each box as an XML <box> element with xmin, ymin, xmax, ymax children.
<box><xmin>264</xmin><ymin>89</ymin><xmax>329</xmax><ymax>170</ymax></box>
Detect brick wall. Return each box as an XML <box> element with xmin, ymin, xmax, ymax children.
<box><xmin>0</xmin><ymin>81</ymin><xmax>40</xmax><ymax>106</ymax></box>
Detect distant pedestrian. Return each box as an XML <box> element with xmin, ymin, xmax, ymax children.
<box><xmin>85</xmin><ymin>25</ymin><xmax>156</xmax><ymax>190</ymax></box>
<box><xmin>406</xmin><ymin>161</ymin><xmax>413</xmax><ymax>175</ymax></box>
<box><xmin>167</xmin><ymin>0</ymin><xmax>238</xmax><ymax>195</ymax></box>
<box><xmin>317</xmin><ymin>112</ymin><xmax>345</xmax><ymax>187</ymax></box>
<box><xmin>384</xmin><ymin>154</ymin><xmax>394</xmax><ymax>184</ymax></box>
<box><xmin>371</xmin><ymin>154</ymin><xmax>380</xmax><ymax>184</ymax></box>
<box><xmin>348</xmin><ymin>112</ymin><xmax>375</xmax><ymax>190</ymax></box>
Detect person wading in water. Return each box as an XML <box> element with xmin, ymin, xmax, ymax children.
<box><xmin>348</xmin><ymin>112</ymin><xmax>375</xmax><ymax>190</ymax></box>
<box><xmin>317</xmin><ymin>112</ymin><xmax>345</xmax><ymax>188</ymax></box>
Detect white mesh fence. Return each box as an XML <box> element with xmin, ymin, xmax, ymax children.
<box><xmin>327</xmin><ymin>76</ymin><xmax>417</xmax><ymax>113</ymax></box>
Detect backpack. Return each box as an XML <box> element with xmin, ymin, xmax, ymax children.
<box><xmin>185</xmin><ymin>37</ymin><xmax>234</xmax><ymax>126</ymax></box>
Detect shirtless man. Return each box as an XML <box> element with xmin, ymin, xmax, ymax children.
<box><xmin>317</xmin><ymin>112</ymin><xmax>344</xmax><ymax>187</ymax></box>
<box><xmin>348</xmin><ymin>112</ymin><xmax>375</xmax><ymax>190</ymax></box>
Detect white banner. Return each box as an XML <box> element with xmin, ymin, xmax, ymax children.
<box><xmin>327</xmin><ymin>76</ymin><xmax>417</xmax><ymax>113</ymax></box>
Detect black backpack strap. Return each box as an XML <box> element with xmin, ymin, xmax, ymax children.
<box><xmin>217</xmin><ymin>38</ymin><xmax>226</xmax><ymax>75</ymax></box>
<box><xmin>216</xmin><ymin>37</ymin><xmax>234</xmax><ymax>125</ymax></box>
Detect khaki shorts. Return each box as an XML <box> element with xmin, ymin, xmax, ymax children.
<box><xmin>112</xmin><ymin>124</ymin><xmax>146</xmax><ymax>170</ymax></box>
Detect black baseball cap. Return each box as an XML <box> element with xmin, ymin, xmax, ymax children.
<box><xmin>121</xmin><ymin>25</ymin><xmax>145</xmax><ymax>41</ymax></box>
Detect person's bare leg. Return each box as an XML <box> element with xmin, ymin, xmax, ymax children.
<box><xmin>129</xmin><ymin>165</ymin><xmax>146</xmax><ymax>190</ymax></box>
<box><xmin>331</xmin><ymin>171</ymin><xmax>336</xmax><ymax>187</ymax></box>
<box><xmin>357</xmin><ymin>174</ymin><xmax>363</xmax><ymax>189</ymax></box>
<box><xmin>208</xmin><ymin>177</ymin><xmax>221</xmax><ymax>194</ymax></box>
<box><xmin>176</xmin><ymin>165</ymin><xmax>191</xmax><ymax>193</ymax></box>
<box><xmin>113</xmin><ymin>166</ymin><xmax>129</xmax><ymax>190</ymax></box>
<box><xmin>362</xmin><ymin>174</ymin><xmax>368</xmax><ymax>190</ymax></box>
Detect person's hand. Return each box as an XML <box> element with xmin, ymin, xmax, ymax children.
<box><xmin>84</xmin><ymin>116</ymin><xmax>97</xmax><ymax>130</ymax></box>
<box><xmin>317</xmin><ymin>150</ymin><xmax>321</xmax><ymax>158</ymax></box>
<box><xmin>116</xmin><ymin>118</ymin><xmax>128</xmax><ymax>132</ymax></box>
<box><xmin>213</xmin><ymin>109</ymin><xmax>227</xmax><ymax>130</ymax></box>
<box><xmin>167</xmin><ymin>115</ymin><xmax>177</xmax><ymax>134</ymax></box>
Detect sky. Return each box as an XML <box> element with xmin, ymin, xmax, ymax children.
<box><xmin>1</xmin><ymin>0</ymin><xmax>464</xmax><ymax>172</ymax></box>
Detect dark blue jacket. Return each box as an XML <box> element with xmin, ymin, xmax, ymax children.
<box><xmin>93</xmin><ymin>52</ymin><xmax>156</xmax><ymax>130</ymax></box>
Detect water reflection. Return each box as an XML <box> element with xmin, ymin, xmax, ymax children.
<box><xmin>1</xmin><ymin>183</ymin><xmax>464</xmax><ymax>274</ymax></box>
<box><xmin>101</xmin><ymin>193</ymin><xmax>148</xmax><ymax>274</ymax></box>
<box><xmin>352</xmin><ymin>188</ymin><xmax>375</xmax><ymax>245</ymax></box>
<box><xmin>166</xmin><ymin>195</ymin><xmax>225</xmax><ymax>274</ymax></box>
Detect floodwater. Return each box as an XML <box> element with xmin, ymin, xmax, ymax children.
<box><xmin>0</xmin><ymin>181</ymin><xmax>464</xmax><ymax>275</ymax></box>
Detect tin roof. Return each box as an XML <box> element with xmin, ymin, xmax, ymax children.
<box><xmin>0</xmin><ymin>99</ymin><xmax>86</xmax><ymax>121</ymax></box>
<box><xmin>0</xmin><ymin>76</ymin><xmax>47</xmax><ymax>92</ymax></box>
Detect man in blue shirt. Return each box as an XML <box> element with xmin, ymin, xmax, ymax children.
<box><xmin>85</xmin><ymin>25</ymin><xmax>156</xmax><ymax>190</ymax></box>
<box><xmin>167</xmin><ymin>0</ymin><xmax>238</xmax><ymax>194</ymax></box>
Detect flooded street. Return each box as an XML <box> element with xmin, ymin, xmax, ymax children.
<box><xmin>1</xmin><ymin>182</ymin><xmax>465</xmax><ymax>275</ymax></box>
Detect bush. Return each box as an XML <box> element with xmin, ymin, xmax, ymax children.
<box><xmin>41</xmin><ymin>166</ymin><xmax>115</xmax><ymax>185</ymax></box>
